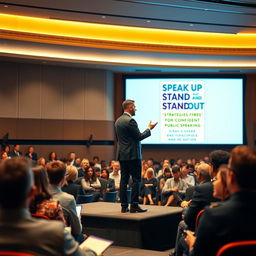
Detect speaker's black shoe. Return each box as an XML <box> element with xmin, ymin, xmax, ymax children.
<box><xmin>130</xmin><ymin>205</ymin><xmax>148</xmax><ymax>213</ymax></box>
<box><xmin>121</xmin><ymin>207</ymin><xmax>129</xmax><ymax>213</ymax></box>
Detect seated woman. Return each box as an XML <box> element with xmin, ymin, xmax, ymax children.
<box><xmin>48</xmin><ymin>151</ymin><xmax>58</xmax><ymax>162</ymax></box>
<box><xmin>81</xmin><ymin>167</ymin><xmax>101</xmax><ymax>202</ymax></box>
<box><xmin>212</xmin><ymin>164</ymin><xmax>230</xmax><ymax>201</ymax></box>
<box><xmin>141</xmin><ymin>168</ymin><xmax>158</xmax><ymax>205</ymax></box>
<box><xmin>101</xmin><ymin>169</ymin><xmax>115</xmax><ymax>192</ymax></box>
<box><xmin>62</xmin><ymin>165</ymin><xmax>85</xmax><ymax>201</ymax></box>
<box><xmin>30</xmin><ymin>165</ymin><xmax>65</xmax><ymax>222</ymax></box>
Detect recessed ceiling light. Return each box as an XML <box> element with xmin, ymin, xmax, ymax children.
<box><xmin>4</xmin><ymin>5</ymin><xmax>8</xmax><ymax>8</ymax></box>
<box><xmin>146</xmin><ymin>20</ymin><xmax>151</xmax><ymax>23</ymax></box>
<box><xmin>102</xmin><ymin>16</ymin><xmax>106</xmax><ymax>19</ymax></box>
<box><xmin>189</xmin><ymin>24</ymin><xmax>194</xmax><ymax>27</ymax></box>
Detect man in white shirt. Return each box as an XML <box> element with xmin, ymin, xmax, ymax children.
<box><xmin>109</xmin><ymin>161</ymin><xmax>121</xmax><ymax>191</ymax></box>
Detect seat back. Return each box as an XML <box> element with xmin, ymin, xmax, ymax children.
<box><xmin>103</xmin><ymin>191</ymin><xmax>118</xmax><ymax>202</ymax></box>
<box><xmin>76</xmin><ymin>194</ymin><xmax>94</xmax><ymax>204</ymax></box>
<box><xmin>0</xmin><ymin>252</ymin><xmax>36</xmax><ymax>256</ymax></box>
<box><xmin>195</xmin><ymin>209</ymin><xmax>205</xmax><ymax>230</ymax></box>
<box><xmin>216</xmin><ymin>240</ymin><xmax>256</xmax><ymax>256</ymax></box>
<box><xmin>31</xmin><ymin>213</ymin><xmax>50</xmax><ymax>220</ymax></box>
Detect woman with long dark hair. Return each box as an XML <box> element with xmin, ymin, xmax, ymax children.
<box><xmin>81</xmin><ymin>166</ymin><xmax>101</xmax><ymax>201</ymax></box>
<box><xmin>30</xmin><ymin>165</ymin><xmax>65</xmax><ymax>222</ymax></box>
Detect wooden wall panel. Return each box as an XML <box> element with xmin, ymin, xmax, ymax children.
<box><xmin>63</xmin><ymin>67</ymin><xmax>85</xmax><ymax>120</ymax></box>
<box><xmin>16</xmin><ymin>119</ymin><xmax>41</xmax><ymax>139</ymax></box>
<box><xmin>19</xmin><ymin>64</ymin><xmax>41</xmax><ymax>118</ymax></box>
<box><xmin>85</xmin><ymin>69</ymin><xmax>107</xmax><ymax>120</ymax></box>
<box><xmin>106</xmin><ymin>71</ymin><xmax>114</xmax><ymax>121</ymax></box>
<box><xmin>63</xmin><ymin>120</ymin><xmax>84</xmax><ymax>140</ymax></box>
<box><xmin>0</xmin><ymin>118</ymin><xmax>17</xmax><ymax>139</ymax></box>
<box><xmin>41</xmin><ymin>65</ymin><xmax>64</xmax><ymax>119</ymax></box>
<box><xmin>0</xmin><ymin>62</ymin><xmax>18</xmax><ymax>117</ymax></box>
<box><xmin>41</xmin><ymin>119</ymin><xmax>63</xmax><ymax>140</ymax></box>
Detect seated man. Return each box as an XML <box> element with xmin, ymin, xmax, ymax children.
<box><xmin>186</xmin><ymin>145</ymin><xmax>256</xmax><ymax>256</ymax></box>
<box><xmin>162</xmin><ymin>166</ymin><xmax>188</xmax><ymax>206</ymax></box>
<box><xmin>47</xmin><ymin>161</ymin><xmax>82</xmax><ymax>238</ymax></box>
<box><xmin>0</xmin><ymin>157</ymin><xmax>96</xmax><ymax>256</ymax></box>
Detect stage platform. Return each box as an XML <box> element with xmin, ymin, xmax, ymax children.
<box><xmin>81</xmin><ymin>202</ymin><xmax>182</xmax><ymax>251</ymax></box>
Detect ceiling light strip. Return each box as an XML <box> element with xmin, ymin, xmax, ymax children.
<box><xmin>1</xmin><ymin>13</ymin><xmax>256</xmax><ymax>49</ymax></box>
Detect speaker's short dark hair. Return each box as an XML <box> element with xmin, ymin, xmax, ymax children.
<box><xmin>122</xmin><ymin>100</ymin><xmax>134</xmax><ymax>110</ymax></box>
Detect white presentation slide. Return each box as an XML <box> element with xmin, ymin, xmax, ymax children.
<box><xmin>125</xmin><ymin>77</ymin><xmax>244</xmax><ymax>145</ymax></box>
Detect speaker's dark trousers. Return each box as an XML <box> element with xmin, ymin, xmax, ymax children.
<box><xmin>120</xmin><ymin>159</ymin><xmax>141</xmax><ymax>207</ymax></box>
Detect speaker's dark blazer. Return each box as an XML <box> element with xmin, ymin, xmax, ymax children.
<box><xmin>115</xmin><ymin>113</ymin><xmax>151</xmax><ymax>161</ymax></box>
<box><xmin>193</xmin><ymin>191</ymin><xmax>256</xmax><ymax>256</ymax></box>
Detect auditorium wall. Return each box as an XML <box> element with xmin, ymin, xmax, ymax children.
<box><xmin>114</xmin><ymin>73</ymin><xmax>256</xmax><ymax>161</ymax></box>
<box><xmin>0</xmin><ymin>61</ymin><xmax>115</xmax><ymax>161</ymax></box>
<box><xmin>1</xmin><ymin>60</ymin><xmax>255</xmax><ymax>163</ymax></box>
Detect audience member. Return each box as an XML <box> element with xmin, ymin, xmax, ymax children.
<box><xmin>184</xmin><ymin>150</ymin><xmax>230</xmax><ymax>231</ymax></box>
<box><xmin>67</xmin><ymin>152</ymin><xmax>76</xmax><ymax>166</ymax></box>
<box><xmin>78</xmin><ymin>158</ymin><xmax>90</xmax><ymax>177</ymax></box>
<box><xmin>101</xmin><ymin>169</ymin><xmax>115</xmax><ymax>192</ymax></box>
<box><xmin>212</xmin><ymin>165</ymin><xmax>230</xmax><ymax>201</ymax></box>
<box><xmin>46</xmin><ymin>161</ymin><xmax>82</xmax><ymax>237</ymax></box>
<box><xmin>92</xmin><ymin>156</ymin><xmax>101</xmax><ymax>169</ymax></box>
<box><xmin>140</xmin><ymin>168</ymin><xmax>158</xmax><ymax>205</ymax></box>
<box><xmin>48</xmin><ymin>151</ymin><xmax>58</xmax><ymax>162</ymax></box>
<box><xmin>171</xmin><ymin>163</ymin><xmax>211</xmax><ymax>256</ymax></box>
<box><xmin>141</xmin><ymin>161</ymin><xmax>149</xmax><ymax>178</ymax></box>
<box><xmin>62</xmin><ymin>165</ymin><xmax>85</xmax><ymax>201</ymax></box>
<box><xmin>25</xmin><ymin>146</ymin><xmax>38</xmax><ymax>162</ymax></box>
<box><xmin>74</xmin><ymin>157</ymin><xmax>81</xmax><ymax>168</ymax></box>
<box><xmin>109</xmin><ymin>161</ymin><xmax>121</xmax><ymax>191</ymax></box>
<box><xmin>181</xmin><ymin>165</ymin><xmax>196</xmax><ymax>187</ymax></box>
<box><xmin>0</xmin><ymin>157</ymin><xmax>96</xmax><ymax>256</ymax></box>
<box><xmin>10</xmin><ymin>144</ymin><xmax>22</xmax><ymax>157</ymax></box>
<box><xmin>185</xmin><ymin>146</ymin><xmax>256</xmax><ymax>256</ymax></box>
<box><xmin>157</xmin><ymin>162</ymin><xmax>171</xmax><ymax>178</ymax></box>
<box><xmin>2</xmin><ymin>144</ymin><xmax>10</xmax><ymax>156</ymax></box>
<box><xmin>81</xmin><ymin>167</ymin><xmax>101</xmax><ymax>202</ymax></box>
<box><xmin>0</xmin><ymin>151</ymin><xmax>9</xmax><ymax>161</ymax></box>
<box><xmin>30</xmin><ymin>165</ymin><xmax>65</xmax><ymax>222</ymax></box>
<box><xmin>37</xmin><ymin>157</ymin><xmax>46</xmax><ymax>167</ymax></box>
<box><xmin>162</xmin><ymin>166</ymin><xmax>188</xmax><ymax>206</ymax></box>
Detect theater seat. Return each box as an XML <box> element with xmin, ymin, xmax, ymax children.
<box><xmin>77</xmin><ymin>194</ymin><xmax>94</xmax><ymax>204</ymax></box>
<box><xmin>216</xmin><ymin>240</ymin><xmax>256</xmax><ymax>256</ymax></box>
<box><xmin>103</xmin><ymin>191</ymin><xmax>118</xmax><ymax>202</ymax></box>
<box><xmin>195</xmin><ymin>209</ymin><xmax>205</xmax><ymax>230</ymax></box>
<box><xmin>0</xmin><ymin>252</ymin><xmax>36</xmax><ymax>256</ymax></box>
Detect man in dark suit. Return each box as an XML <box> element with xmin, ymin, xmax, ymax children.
<box><xmin>184</xmin><ymin>150</ymin><xmax>230</xmax><ymax>231</ymax></box>
<box><xmin>9</xmin><ymin>144</ymin><xmax>22</xmax><ymax>158</ymax></box>
<box><xmin>171</xmin><ymin>151</ymin><xmax>230</xmax><ymax>256</ymax></box>
<box><xmin>115</xmin><ymin>99</ymin><xmax>157</xmax><ymax>213</ymax></box>
<box><xmin>185</xmin><ymin>145</ymin><xmax>256</xmax><ymax>256</ymax></box>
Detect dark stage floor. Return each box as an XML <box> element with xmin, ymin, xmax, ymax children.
<box><xmin>81</xmin><ymin>202</ymin><xmax>182</xmax><ymax>251</ymax></box>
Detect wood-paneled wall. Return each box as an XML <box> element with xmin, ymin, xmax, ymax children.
<box><xmin>0</xmin><ymin>61</ymin><xmax>115</xmax><ymax>161</ymax></box>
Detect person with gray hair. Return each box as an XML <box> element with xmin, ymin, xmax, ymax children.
<box><xmin>0</xmin><ymin>157</ymin><xmax>96</xmax><ymax>256</ymax></box>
